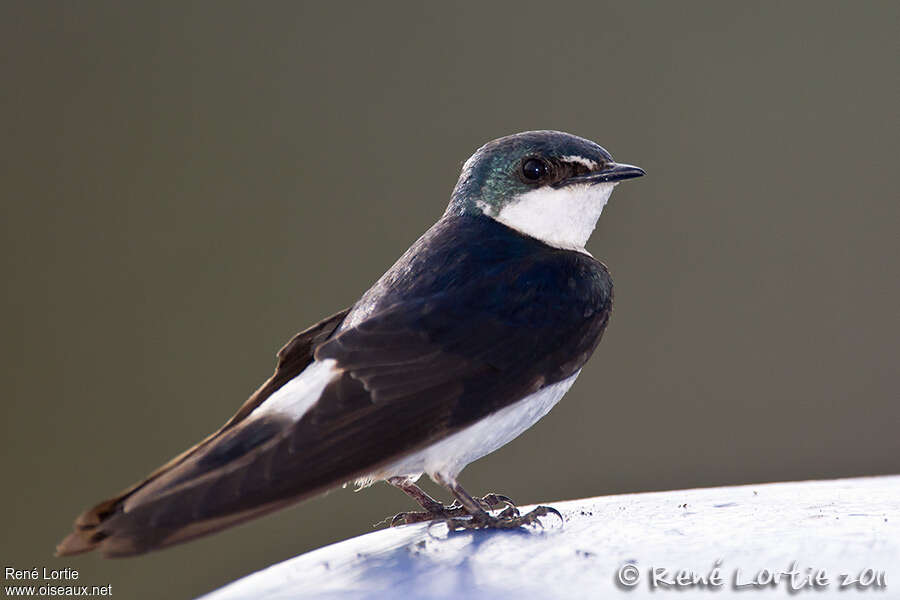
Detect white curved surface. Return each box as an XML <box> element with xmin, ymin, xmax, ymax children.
<box><xmin>200</xmin><ymin>476</ymin><xmax>899</xmax><ymax>599</ymax></box>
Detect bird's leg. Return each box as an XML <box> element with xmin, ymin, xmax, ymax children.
<box><xmin>386</xmin><ymin>477</ymin><xmax>466</xmax><ymax>526</ymax></box>
<box><xmin>435</xmin><ymin>474</ymin><xmax>562</xmax><ymax>531</ymax></box>
<box><xmin>385</xmin><ymin>476</ymin><xmax>517</xmax><ymax>527</ymax></box>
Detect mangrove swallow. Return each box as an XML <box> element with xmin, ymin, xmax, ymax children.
<box><xmin>57</xmin><ymin>130</ymin><xmax>644</xmax><ymax>557</ymax></box>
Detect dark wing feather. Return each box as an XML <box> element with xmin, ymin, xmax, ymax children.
<box><xmin>56</xmin><ymin>308</ymin><xmax>349</xmax><ymax>557</ymax></box>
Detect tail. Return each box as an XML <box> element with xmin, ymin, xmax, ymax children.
<box><xmin>55</xmin><ymin>370</ymin><xmax>392</xmax><ymax>557</ymax></box>
<box><xmin>56</xmin><ymin>414</ymin><xmax>304</xmax><ymax>557</ymax></box>
<box><xmin>57</xmin><ymin>308</ymin><xmax>352</xmax><ymax>557</ymax></box>
<box><xmin>56</xmin><ymin>492</ymin><xmax>296</xmax><ymax>558</ymax></box>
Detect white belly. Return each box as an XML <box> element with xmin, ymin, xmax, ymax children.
<box><xmin>373</xmin><ymin>370</ymin><xmax>581</xmax><ymax>483</ymax></box>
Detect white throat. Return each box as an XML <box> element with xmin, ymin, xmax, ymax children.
<box><xmin>489</xmin><ymin>182</ymin><xmax>616</xmax><ymax>252</ymax></box>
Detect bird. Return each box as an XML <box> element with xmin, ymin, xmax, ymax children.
<box><xmin>57</xmin><ymin>130</ymin><xmax>644</xmax><ymax>557</ymax></box>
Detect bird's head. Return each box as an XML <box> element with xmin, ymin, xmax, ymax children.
<box><xmin>447</xmin><ymin>130</ymin><xmax>644</xmax><ymax>251</ymax></box>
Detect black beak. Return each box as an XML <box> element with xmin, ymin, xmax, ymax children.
<box><xmin>557</xmin><ymin>162</ymin><xmax>645</xmax><ymax>187</ymax></box>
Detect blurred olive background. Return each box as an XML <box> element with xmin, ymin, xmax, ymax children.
<box><xmin>2</xmin><ymin>1</ymin><xmax>898</xmax><ymax>598</ymax></box>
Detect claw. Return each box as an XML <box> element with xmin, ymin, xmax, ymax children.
<box><xmin>386</xmin><ymin>503</ymin><xmax>472</xmax><ymax>528</ymax></box>
<box><xmin>479</xmin><ymin>493</ymin><xmax>516</xmax><ymax>510</ymax></box>
<box><xmin>442</xmin><ymin>504</ymin><xmax>562</xmax><ymax>532</ymax></box>
<box><xmin>538</xmin><ymin>505</ymin><xmax>564</xmax><ymax>524</ymax></box>
<box><xmin>381</xmin><ymin>490</ymin><xmax>556</xmax><ymax>532</ymax></box>
<box><xmin>444</xmin><ymin>516</ymin><xmax>479</xmax><ymax>532</ymax></box>
<box><xmin>388</xmin><ymin>510</ymin><xmax>448</xmax><ymax>527</ymax></box>
<box><xmin>497</xmin><ymin>506</ymin><xmax>519</xmax><ymax>519</ymax></box>
<box><xmin>390</xmin><ymin>512</ymin><xmax>410</xmax><ymax>527</ymax></box>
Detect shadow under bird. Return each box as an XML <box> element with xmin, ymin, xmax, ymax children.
<box><xmin>57</xmin><ymin>130</ymin><xmax>644</xmax><ymax>557</ymax></box>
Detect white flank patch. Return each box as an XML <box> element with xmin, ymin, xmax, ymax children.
<box><xmin>561</xmin><ymin>155</ymin><xmax>598</xmax><ymax>170</ymax></box>
<box><xmin>370</xmin><ymin>370</ymin><xmax>581</xmax><ymax>483</ymax></box>
<box><xmin>251</xmin><ymin>359</ymin><xmax>339</xmax><ymax>421</ymax></box>
<box><xmin>493</xmin><ymin>182</ymin><xmax>616</xmax><ymax>252</ymax></box>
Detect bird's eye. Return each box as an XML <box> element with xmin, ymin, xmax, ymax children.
<box><xmin>522</xmin><ymin>158</ymin><xmax>548</xmax><ymax>181</ymax></box>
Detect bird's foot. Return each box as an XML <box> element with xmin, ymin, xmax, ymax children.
<box><xmin>445</xmin><ymin>504</ymin><xmax>563</xmax><ymax>531</ymax></box>
<box><xmin>388</xmin><ymin>493</ymin><xmax>516</xmax><ymax>527</ymax></box>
